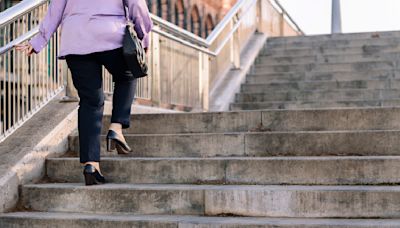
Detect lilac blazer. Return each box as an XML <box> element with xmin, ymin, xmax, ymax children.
<box><xmin>28</xmin><ymin>0</ymin><xmax>153</xmax><ymax>60</ymax></box>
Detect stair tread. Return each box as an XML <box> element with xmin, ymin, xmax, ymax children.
<box><xmin>48</xmin><ymin>155</ymin><xmax>400</xmax><ymax>161</ymax></box>
<box><xmin>83</xmin><ymin>129</ymin><xmax>400</xmax><ymax>137</ymax></box>
<box><xmin>3</xmin><ymin>211</ymin><xmax>400</xmax><ymax>226</ymax></box>
<box><xmin>232</xmin><ymin>98</ymin><xmax>400</xmax><ymax>104</ymax></box>
<box><xmin>23</xmin><ymin>183</ymin><xmax>400</xmax><ymax>191</ymax></box>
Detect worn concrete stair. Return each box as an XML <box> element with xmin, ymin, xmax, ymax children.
<box><xmin>18</xmin><ymin>183</ymin><xmax>400</xmax><ymax>217</ymax></box>
<box><xmin>1</xmin><ymin>108</ymin><xmax>400</xmax><ymax>225</ymax></box>
<box><xmin>232</xmin><ymin>31</ymin><xmax>400</xmax><ymax>110</ymax></box>
<box><xmin>46</xmin><ymin>156</ymin><xmax>400</xmax><ymax>185</ymax></box>
<box><xmin>4</xmin><ymin>32</ymin><xmax>400</xmax><ymax>227</ymax></box>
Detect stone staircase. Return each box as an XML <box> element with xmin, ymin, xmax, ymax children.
<box><xmin>231</xmin><ymin>31</ymin><xmax>400</xmax><ymax>110</ymax></box>
<box><xmin>3</xmin><ymin>32</ymin><xmax>400</xmax><ymax>227</ymax></box>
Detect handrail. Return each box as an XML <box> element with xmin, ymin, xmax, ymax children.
<box><xmin>0</xmin><ymin>27</ymin><xmax>38</xmax><ymax>55</ymax></box>
<box><xmin>270</xmin><ymin>0</ymin><xmax>304</xmax><ymax>35</ymax></box>
<box><xmin>150</xmin><ymin>14</ymin><xmax>209</xmax><ymax>47</ymax></box>
<box><xmin>205</xmin><ymin>0</ymin><xmax>248</xmax><ymax>44</ymax></box>
<box><xmin>213</xmin><ymin>0</ymin><xmax>257</xmax><ymax>55</ymax></box>
<box><xmin>0</xmin><ymin>0</ymin><xmax>46</xmax><ymax>26</ymax></box>
<box><xmin>151</xmin><ymin>26</ymin><xmax>215</xmax><ymax>56</ymax></box>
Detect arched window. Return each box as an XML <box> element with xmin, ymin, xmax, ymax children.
<box><xmin>146</xmin><ymin>0</ymin><xmax>153</xmax><ymax>14</ymax></box>
<box><xmin>166</xmin><ymin>0</ymin><xmax>172</xmax><ymax>21</ymax></box>
<box><xmin>204</xmin><ymin>14</ymin><xmax>214</xmax><ymax>38</ymax></box>
<box><xmin>174</xmin><ymin>0</ymin><xmax>185</xmax><ymax>28</ymax></box>
<box><xmin>156</xmin><ymin>0</ymin><xmax>171</xmax><ymax>20</ymax></box>
<box><xmin>190</xmin><ymin>5</ymin><xmax>201</xmax><ymax>36</ymax></box>
<box><xmin>157</xmin><ymin>0</ymin><xmax>163</xmax><ymax>17</ymax></box>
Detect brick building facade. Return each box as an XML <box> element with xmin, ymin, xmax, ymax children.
<box><xmin>148</xmin><ymin>0</ymin><xmax>236</xmax><ymax>37</ymax></box>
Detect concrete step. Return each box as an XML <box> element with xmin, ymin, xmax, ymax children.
<box><xmin>254</xmin><ymin>52</ymin><xmax>400</xmax><ymax>66</ymax></box>
<box><xmin>20</xmin><ymin>183</ymin><xmax>400</xmax><ymax>218</ymax></box>
<box><xmin>101</xmin><ymin>111</ymin><xmax>262</xmax><ymax>134</ymax></box>
<box><xmin>4</xmin><ymin>212</ymin><xmax>400</xmax><ymax>228</ymax></box>
<box><xmin>70</xmin><ymin>130</ymin><xmax>400</xmax><ymax>157</ymax></box>
<box><xmin>267</xmin><ymin>31</ymin><xmax>400</xmax><ymax>45</ymax></box>
<box><xmin>246</xmin><ymin>70</ymin><xmax>398</xmax><ymax>83</ymax></box>
<box><xmin>235</xmin><ymin>89</ymin><xmax>400</xmax><ymax>103</ymax></box>
<box><xmin>252</xmin><ymin>61</ymin><xmax>396</xmax><ymax>74</ymax></box>
<box><xmin>46</xmin><ymin>156</ymin><xmax>400</xmax><ymax>185</ymax></box>
<box><xmin>240</xmin><ymin>80</ymin><xmax>400</xmax><ymax>93</ymax></box>
<box><xmin>230</xmin><ymin>99</ymin><xmax>400</xmax><ymax>111</ymax></box>
<box><xmin>259</xmin><ymin>45</ymin><xmax>400</xmax><ymax>58</ymax></box>
<box><xmin>265</xmin><ymin>37</ymin><xmax>400</xmax><ymax>51</ymax></box>
<box><xmin>102</xmin><ymin>108</ymin><xmax>400</xmax><ymax>134</ymax></box>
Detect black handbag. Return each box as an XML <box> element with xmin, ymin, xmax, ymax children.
<box><xmin>121</xmin><ymin>0</ymin><xmax>148</xmax><ymax>78</ymax></box>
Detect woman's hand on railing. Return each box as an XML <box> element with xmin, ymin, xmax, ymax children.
<box><xmin>15</xmin><ymin>41</ymin><xmax>36</xmax><ymax>56</ymax></box>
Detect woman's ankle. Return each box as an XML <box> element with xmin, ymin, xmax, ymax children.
<box><xmin>109</xmin><ymin>123</ymin><xmax>122</xmax><ymax>134</ymax></box>
<box><xmin>84</xmin><ymin>162</ymin><xmax>101</xmax><ymax>173</ymax></box>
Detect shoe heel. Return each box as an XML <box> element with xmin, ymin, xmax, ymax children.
<box><xmin>83</xmin><ymin>172</ymin><xmax>97</xmax><ymax>185</ymax></box>
<box><xmin>106</xmin><ymin>138</ymin><xmax>116</xmax><ymax>152</ymax></box>
<box><xmin>116</xmin><ymin>143</ymin><xmax>131</xmax><ymax>155</ymax></box>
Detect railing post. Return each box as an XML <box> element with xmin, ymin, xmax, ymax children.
<box><xmin>59</xmin><ymin>61</ymin><xmax>79</xmax><ymax>102</ymax></box>
<box><xmin>230</xmin><ymin>17</ymin><xmax>241</xmax><ymax>69</ymax></box>
<box><xmin>150</xmin><ymin>29</ymin><xmax>161</xmax><ymax>106</ymax></box>
<box><xmin>280</xmin><ymin>12</ymin><xmax>285</xmax><ymax>36</ymax></box>
<box><xmin>257</xmin><ymin>0</ymin><xmax>267</xmax><ymax>34</ymax></box>
<box><xmin>199</xmin><ymin>52</ymin><xmax>209</xmax><ymax>111</ymax></box>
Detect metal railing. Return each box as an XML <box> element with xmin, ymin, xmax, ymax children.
<box><xmin>0</xmin><ymin>0</ymin><xmax>66</xmax><ymax>143</ymax></box>
<box><xmin>270</xmin><ymin>0</ymin><xmax>304</xmax><ymax>35</ymax></box>
<box><xmin>0</xmin><ymin>0</ymin><xmax>302</xmax><ymax>142</ymax></box>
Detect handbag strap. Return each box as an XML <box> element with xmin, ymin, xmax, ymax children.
<box><xmin>122</xmin><ymin>0</ymin><xmax>130</xmax><ymax>21</ymax></box>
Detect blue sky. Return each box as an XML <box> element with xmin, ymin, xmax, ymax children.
<box><xmin>279</xmin><ymin>0</ymin><xmax>400</xmax><ymax>35</ymax></box>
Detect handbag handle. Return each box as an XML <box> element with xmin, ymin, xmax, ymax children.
<box><xmin>121</xmin><ymin>0</ymin><xmax>130</xmax><ymax>22</ymax></box>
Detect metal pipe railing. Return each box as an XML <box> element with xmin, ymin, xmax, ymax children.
<box><xmin>0</xmin><ymin>1</ymin><xmax>65</xmax><ymax>143</ymax></box>
<box><xmin>270</xmin><ymin>0</ymin><xmax>304</xmax><ymax>35</ymax></box>
<box><xmin>0</xmin><ymin>0</ymin><xmax>46</xmax><ymax>27</ymax></box>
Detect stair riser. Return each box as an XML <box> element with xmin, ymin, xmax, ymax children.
<box><xmin>241</xmin><ymin>81</ymin><xmax>400</xmax><ymax>93</ymax></box>
<box><xmin>101</xmin><ymin>112</ymin><xmax>261</xmax><ymax>134</ymax></box>
<box><xmin>254</xmin><ymin>53</ymin><xmax>400</xmax><ymax>66</ymax></box>
<box><xmin>101</xmin><ymin>108</ymin><xmax>400</xmax><ymax>134</ymax></box>
<box><xmin>253</xmin><ymin>62</ymin><xmax>395</xmax><ymax>74</ymax></box>
<box><xmin>230</xmin><ymin>100</ymin><xmax>400</xmax><ymax>110</ymax></box>
<box><xmin>235</xmin><ymin>90</ymin><xmax>400</xmax><ymax>103</ymax></box>
<box><xmin>70</xmin><ymin>131</ymin><xmax>400</xmax><ymax>157</ymax></box>
<box><xmin>245</xmin><ymin>131</ymin><xmax>400</xmax><ymax>156</ymax></box>
<box><xmin>3</xmin><ymin>215</ymin><xmax>400</xmax><ymax>228</ymax></box>
<box><xmin>246</xmin><ymin>71</ymin><xmax>397</xmax><ymax>83</ymax></box>
<box><xmin>47</xmin><ymin>157</ymin><xmax>400</xmax><ymax>185</ymax></box>
<box><xmin>21</xmin><ymin>185</ymin><xmax>204</xmax><ymax>215</ymax></box>
<box><xmin>0</xmin><ymin>218</ymin><xmax>175</xmax><ymax>228</ymax></box>
<box><xmin>21</xmin><ymin>185</ymin><xmax>400</xmax><ymax>218</ymax></box>
<box><xmin>265</xmin><ymin>39</ymin><xmax>400</xmax><ymax>51</ymax></box>
<box><xmin>267</xmin><ymin>32</ymin><xmax>400</xmax><ymax>45</ymax></box>
<box><xmin>259</xmin><ymin>46</ymin><xmax>400</xmax><ymax>58</ymax></box>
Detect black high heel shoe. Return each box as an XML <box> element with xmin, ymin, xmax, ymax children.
<box><xmin>83</xmin><ymin>164</ymin><xmax>106</xmax><ymax>185</ymax></box>
<box><xmin>106</xmin><ymin>129</ymin><xmax>132</xmax><ymax>154</ymax></box>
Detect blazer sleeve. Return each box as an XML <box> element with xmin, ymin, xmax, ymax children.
<box><xmin>127</xmin><ymin>0</ymin><xmax>153</xmax><ymax>49</ymax></box>
<box><xmin>28</xmin><ymin>0</ymin><xmax>67</xmax><ymax>53</ymax></box>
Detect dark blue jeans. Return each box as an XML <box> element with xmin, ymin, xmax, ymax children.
<box><xmin>65</xmin><ymin>47</ymin><xmax>137</xmax><ymax>163</ymax></box>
